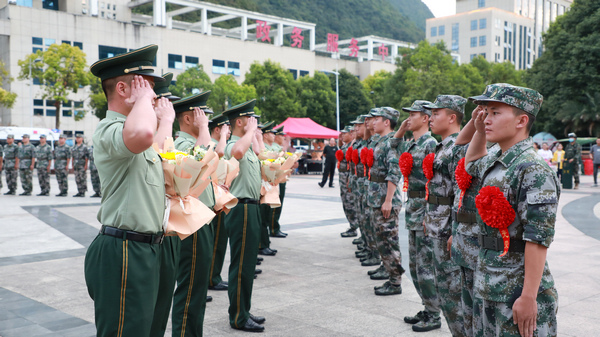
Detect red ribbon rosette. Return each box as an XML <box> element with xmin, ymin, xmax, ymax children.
<box><xmin>399</xmin><ymin>152</ymin><xmax>413</xmax><ymax>192</ymax></box>
<box><xmin>455</xmin><ymin>158</ymin><xmax>472</xmax><ymax>210</ymax></box>
<box><xmin>346</xmin><ymin>147</ymin><xmax>353</xmax><ymax>191</ymax></box>
<box><xmin>422</xmin><ymin>153</ymin><xmax>435</xmax><ymax>200</ymax></box>
<box><xmin>366</xmin><ymin>148</ymin><xmax>374</xmax><ymax>180</ymax></box>
<box><xmin>475</xmin><ymin>186</ymin><xmax>516</xmax><ymax>257</ymax></box>
<box><xmin>360</xmin><ymin>147</ymin><xmax>368</xmax><ymax>177</ymax></box>
<box><xmin>352</xmin><ymin>148</ymin><xmax>360</xmax><ymax>175</ymax></box>
<box><xmin>336</xmin><ymin>149</ymin><xmax>344</xmax><ymax>169</ymax></box>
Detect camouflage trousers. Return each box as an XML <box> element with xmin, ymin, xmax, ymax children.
<box><xmin>55</xmin><ymin>168</ymin><xmax>68</xmax><ymax>194</ymax></box>
<box><xmin>74</xmin><ymin>167</ymin><xmax>87</xmax><ymax>194</ymax></box>
<box><xmin>473</xmin><ymin>287</ymin><xmax>558</xmax><ymax>337</ymax></box>
<box><xmin>360</xmin><ymin>185</ymin><xmax>378</xmax><ymax>257</ymax></box>
<box><xmin>408</xmin><ymin>230</ymin><xmax>440</xmax><ymax>314</ymax></box>
<box><xmin>371</xmin><ymin>206</ymin><xmax>403</xmax><ymax>285</ymax></box>
<box><xmin>339</xmin><ymin>172</ymin><xmax>357</xmax><ymax>230</ymax></box>
<box><xmin>431</xmin><ymin>236</ymin><xmax>465</xmax><ymax>337</ymax></box>
<box><xmin>90</xmin><ymin>168</ymin><xmax>101</xmax><ymax>194</ymax></box>
<box><xmin>37</xmin><ymin>168</ymin><xmax>50</xmax><ymax>194</ymax></box>
<box><xmin>572</xmin><ymin>163</ymin><xmax>580</xmax><ymax>184</ymax></box>
<box><xmin>5</xmin><ymin>167</ymin><xmax>17</xmax><ymax>192</ymax></box>
<box><xmin>451</xmin><ymin>232</ymin><xmax>480</xmax><ymax>337</ymax></box>
<box><xmin>19</xmin><ymin>168</ymin><xmax>33</xmax><ymax>193</ymax></box>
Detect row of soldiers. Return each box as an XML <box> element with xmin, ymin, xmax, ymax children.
<box><xmin>0</xmin><ymin>133</ymin><xmax>100</xmax><ymax>197</ymax></box>
<box><xmin>84</xmin><ymin>44</ymin><xmax>289</xmax><ymax>337</ymax></box>
<box><xmin>337</xmin><ymin>84</ymin><xmax>559</xmax><ymax>337</ymax></box>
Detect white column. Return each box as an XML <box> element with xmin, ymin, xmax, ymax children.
<box><xmin>391</xmin><ymin>44</ymin><xmax>398</xmax><ymax>64</ymax></box>
<box><xmin>153</xmin><ymin>0</ymin><xmax>166</xmax><ymax>27</ymax></box>
<box><xmin>241</xmin><ymin>16</ymin><xmax>248</xmax><ymax>41</ymax></box>
<box><xmin>201</xmin><ymin>8</ymin><xmax>208</xmax><ymax>34</ymax></box>
<box><xmin>309</xmin><ymin>28</ymin><xmax>315</xmax><ymax>51</ymax></box>
<box><xmin>367</xmin><ymin>39</ymin><xmax>373</xmax><ymax>61</ymax></box>
<box><xmin>276</xmin><ymin>23</ymin><xmax>284</xmax><ymax>46</ymax></box>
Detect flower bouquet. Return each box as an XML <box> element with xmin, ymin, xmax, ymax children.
<box><xmin>260</xmin><ymin>155</ymin><xmax>296</xmax><ymax>208</ymax></box>
<box><xmin>153</xmin><ymin>137</ymin><xmax>219</xmax><ymax>240</ymax></box>
<box><xmin>211</xmin><ymin>157</ymin><xmax>240</xmax><ymax>214</ymax></box>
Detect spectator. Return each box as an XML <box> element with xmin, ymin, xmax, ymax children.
<box><xmin>538</xmin><ymin>142</ymin><xmax>553</xmax><ymax>166</ymax></box>
<box><xmin>552</xmin><ymin>143</ymin><xmax>565</xmax><ymax>179</ymax></box>
<box><xmin>532</xmin><ymin>142</ymin><xmax>540</xmax><ymax>152</ymax></box>
<box><xmin>319</xmin><ymin>138</ymin><xmax>338</xmax><ymax>188</ymax></box>
<box><xmin>591</xmin><ymin>137</ymin><xmax>600</xmax><ymax>187</ymax></box>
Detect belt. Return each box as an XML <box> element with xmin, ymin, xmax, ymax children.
<box><xmin>237</xmin><ymin>198</ymin><xmax>259</xmax><ymax>204</ymax></box>
<box><xmin>427</xmin><ymin>195</ymin><xmax>453</xmax><ymax>205</ymax></box>
<box><xmin>478</xmin><ymin>234</ymin><xmax>526</xmax><ymax>253</ymax></box>
<box><xmin>370</xmin><ymin>175</ymin><xmax>386</xmax><ymax>183</ymax></box>
<box><xmin>407</xmin><ymin>190</ymin><xmax>426</xmax><ymax>198</ymax></box>
<box><xmin>454</xmin><ymin>211</ymin><xmax>477</xmax><ymax>224</ymax></box>
<box><xmin>100</xmin><ymin>225</ymin><xmax>164</xmax><ymax>244</ymax></box>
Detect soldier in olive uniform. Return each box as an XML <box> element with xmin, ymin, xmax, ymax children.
<box><xmin>72</xmin><ymin>133</ymin><xmax>89</xmax><ymax>197</ymax></box>
<box><xmin>53</xmin><ymin>134</ymin><xmax>71</xmax><ymax>196</ymax></box>
<box><xmin>466</xmin><ymin>85</ymin><xmax>559</xmax><ymax>337</ymax></box>
<box><xmin>89</xmin><ymin>147</ymin><xmax>101</xmax><ymax>197</ymax></box>
<box><xmin>258</xmin><ymin>122</ymin><xmax>279</xmax><ymax>256</ymax></box>
<box><xmin>35</xmin><ymin>134</ymin><xmax>53</xmax><ymax>196</ymax></box>
<box><xmin>393</xmin><ymin>100</ymin><xmax>442</xmax><ymax>332</ymax></box>
<box><xmin>3</xmin><ymin>134</ymin><xmax>18</xmax><ymax>195</ymax></box>
<box><xmin>17</xmin><ymin>134</ymin><xmax>36</xmax><ymax>196</ymax></box>
<box><xmin>368</xmin><ymin>107</ymin><xmax>404</xmax><ymax>296</ymax></box>
<box><xmin>0</xmin><ymin>143</ymin><xmax>3</xmax><ymax>191</ymax></box>
<box><xmin>564</xmin><ymin>132</ymin><xmax>582</xmax><ymax>189</ymax></box>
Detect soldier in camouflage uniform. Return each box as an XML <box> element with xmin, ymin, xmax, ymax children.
<box><xmin>340</xmin><ymin>126</ymin><xmax>359</xmax><ymax>237</ymax></box>
<box><xmin>338</xmin><ymin>127</ymin><xmax>354</xmax><ymax>236</ymax></box>
<box><xmin>466</xmin><ymin>84</ymin><xmax>559</xmax><ymax>337</ymax></box>
<box><xmin>53</xmin><ymin>134</ymin><xmax>71</xmax><ymax>196</ymax></box>
<box><xmin>3</xmin><ymin>134</ymin><xmax>18</xmax><ymax>195</ymax></box>
<box><xmin>35</xmin><ymin>135</ymin><xmax>53</xmax><ymax>196</ymax></box>
<box><xmin>368</xmin><ymin>107</ymin><xmax>404</xmax><ymax>296</ymax></box>
<box><xmin>72</xmin><ymin>133</ymin><xmax>89</xmax><ymax>197</ymax></box>
<box><xmin>423</xmin><ymin>95</ymin><xmax>467</xmax><ymax>336</ymax></box>
<box><xmin>89</xmin><ymin>147</ymin><xmax>101</xmax><ymax>197</ymax></box>
<box><xmin>393</xmin><ymin>100</ymin><xmax>442</xmax><ymax>331</ymax></box>
<box><xmin>17</xmin><ymin>134</ymin><xmax>36</xmax><ymax>196</ymax></box>
<box><xmin>564</xmin><ymin>132</ymin><xmax>582</xmax><ymax>189</ymax></box>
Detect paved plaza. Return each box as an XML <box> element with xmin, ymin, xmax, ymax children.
<box><xmin>0</xmin><ymin>173</ymin><xmax>599</xmax><ymax>336</ymax></box>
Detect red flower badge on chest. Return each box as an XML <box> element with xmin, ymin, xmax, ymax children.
<box><xmin>360</xmin><ymin>148</ymin><xmax>368</xmax><ymax>177</ymax></box>
<box><xmin>366</xmin><ymin>148</ymin><xmax>374</xmax><ymax>179</ymax></box>
<box><xmin>351</xmin><ymin>148</ymin><xmax>360</xmax><ymax>175</ymax></box>
<box><xmin>336</xmin><ymin>149</ymin><xmax>344</xmax><ymax>169</ymax></box>
<box><xmin>455</xmin><ymin>158</ymin><xmax>472</xmax><ymax>210</ymax></box>
<box><xmin>346</xmin><ymin>147</ymin><xmax>353</xmax><ymax>164</ymax></box>
<box><xmin>475</xmin><ymin>186</ymin><xmax>516</xmax><ymax>257</ymax></box>
<box><xmin>422</xmin><ymin>153</ymin><xmax>435</xmax><ymax>200</ymax></box>
<box><xmin>399</xmin><ymin>152</ymin><xmax>413</xmax><ymax>192</ymax></box>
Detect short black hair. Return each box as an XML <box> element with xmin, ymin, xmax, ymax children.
<box><xmin>512</xmin><ymin>107</ymin><xmax>535</xmax><ymax>133</ymax></box>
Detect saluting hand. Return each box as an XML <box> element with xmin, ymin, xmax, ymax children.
<box><xmin>245</xmin><ymin>117</ymin><xmax>258</xmax><ymax>133</ymax></box>
<box><xmin>220</xmin><ymin>124</ymin><xmax>230</xmax><ymax>139</ymax></box>
<box><xmin>125</xmin><ymin>75</ymin><xmax>156</xmax><ymax>105</ymax></box>
<box><xmin>192</xmin><ymin>107</ymin><xmax>209</xmax><ymax>129</ymax></box>
<box><xmin>473</xmin><ymin>107</ymin><xmax>486</xmax><ymax>134</ymax></box>
<box><xmin>155</xmin><ymin>97</ymin><xmax>175</xmax><ymax>124</ymax></box>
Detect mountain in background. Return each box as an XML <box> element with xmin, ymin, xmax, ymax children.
<box><xmin>134</xmin><ymin>0</ymin><xmax>434</xmax><ymax>44</ymax></box>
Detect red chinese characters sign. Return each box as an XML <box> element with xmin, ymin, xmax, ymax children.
<box><xmin>327</xmin><ymin>33</ymin><xmax>339</xmax><ymax>52</ymax></box>
<box><xmin>378</xmin><ymin>44</ymin><xmax>389</xmax><ymax>61</ymax></box>
<box><xmin>256</xmin><ymin>20</ymin><xmax>271</xmax><ymax>42</ymax></box>
<box><xmin>349</xmin><ymin>38</ymin><xmax>359</xmax><ymax>57</ymax></box>
<box><xmin>291</xmin><ymin>27</ymin><xmax>304</xmax><ymax>48</ymax></box>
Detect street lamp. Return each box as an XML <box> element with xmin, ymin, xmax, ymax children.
<box><xmin>320</xmin><ymin>68</ymin><xmax>340</xmax><ymax>132</ymax></box>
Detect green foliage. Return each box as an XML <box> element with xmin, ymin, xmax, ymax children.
<box><xmin>170</xmin><ymin>65</ymin><xmax>213</xmax><ymax>98</ymax></box>
<box><xmin>328</xmin><ymin>68</ymin><xmax>372</xmax><ymax>129</ymax></box>
<box><xmin>362</xmin><ymin>70</ymin><xmax>391</xmax><ymax>108</ymax></box>
<box><xmin>297</xmin><ymin>72</ymin><xmax>336</xmax><ymax>128</ymax></box>
<box><xmin>208</xmin><ymin>75</ymin><xmax>257</xmax><ymax>114</ymax></box>
<box><xmin>0</xmin><ymin>60</ymin><xmax>17</xmax><ymax>109</ymax></box>
<box><xmin>243</xmin><ymin>60</ymin><xmax>305</xmax><ymax>123</ymax></box>
<box><xmin>524</xmin><ymin>0</ymin><xmax>600</xmax><ymax>137</ymax></box>
<box><xmin>387</xmin><ymin>0</ymin><xmax>434</xmax><ymax>31</ymax></box>
<box><xmin>18</xmin><ymin>43</ymin><xmax>90</xmax><ymax>128</ymax></box>
<box><xmin>88</xmin><ymin>75</ymin><xmax>108</xmax><ymax>120</ymax></box>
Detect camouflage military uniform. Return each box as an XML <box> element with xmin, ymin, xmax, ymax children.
<box><xmin>424</xmin><ymin>132</ymin><xmax>465</xmax><ymax>335</ymax></box>
<box><xmin>351</xmin><ymin>139</ymin><xmax>369</xmax><ymax>246</ymax></box>
<box><xmin>89</xmin><ymin>148</ymin><xmax>101</xmax><ymax>196</ymax></box>
<box><xmin>467</xmin><ymin>138</ymin><xmax>559</xmax><ymax>337</ymax></box>
<box><xmin>3</xmin><ymin>143</ymin><xmax>18</xmax><ymax>193</ymax></box>
<box><xmin>72</xmin><ymin>143</ymin><xmax>89</xmax><ymax>194</ymax></box>
<box><xmin>18</xmin><ymin>143</ymin><xmax>36</xmax><ymax>194</ymax></box>
<box><xmin>363</xmin><ymin>133</ymin><xmax>382</xmax><ymax>259</ymax></box>
<box><xmin>564</xmin><ymin>141</ymin><xmax>581</xmax><ymax>185</ymax></box>
<box><xmin>53</xmin><ymin>144</ymin><xmax>71</xmax><ymax>194</ymax></box>
<box><xmin>367</xmin><ymin>130</ymin><xmax>404</xmax><ymax>287</ymax></box>
<box><xmin>35</xmin><ymin>142</ymin><xmax>53</xmax><ymax>194</ymax></box>
<box><xmin>393</xmin><ymin>131</ymin><xmax>441</xmax><ymax>319</ymax></box>
<box><xmin>338</xmin><ymin>142</ymin><xmax>355</xmax><ymax>228</ymax></box>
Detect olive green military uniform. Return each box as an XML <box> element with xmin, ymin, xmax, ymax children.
<box><xmin>224</xmin><ymin>113</ymin><xmax>262</xmax><ymax>329</ymax></box>
<box><xmin>35</xmin><ymin>140</ymin><xmax>53</xmax><ymax>195</ymax></box>
<box><xmin>18</xmin><ymin>141</ymin><xmax>36</xmax><ymax>195</ymax></box>
<box><xmin>53</xmin><ymin>142</ymin><xmax>71</xmax><ymax>195</ymax></box>
<box><xmin>89</xmin><ymin>148</ymin><xmax>101</xmax><ymax>196</ymax></box>
<box><xmin>3</xmin><ymin>140</ymin><xmax>19</xmax><ymax>194</ymax></box>
<box><xmin>72</xmin><ymin>142</ymin><xmax>89</xmax><ymax>195</ymax></box>
<box><xmin>270</xmin><ymin>142</ymin><xmax>286</xmax><ymax>237</ymax></box>
<box><xmin>259</xmin><ymin>139</ymin><xmax>284</xmax><ymax>249</ymax></box>
<box><xmin>0</xmin><ymin>144</ymin><xmax>3</xmax><ymax>190</ymax></box>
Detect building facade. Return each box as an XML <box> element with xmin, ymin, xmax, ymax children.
<box><xmin>426</xmin><ymin>0</ymin><xmax>572</xmax><ymax>69</ymax></box>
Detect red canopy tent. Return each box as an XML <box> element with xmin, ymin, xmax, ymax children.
<box><xmin>274</xmin><ymin>117</ymin><xmax>339</xmax><ymax>139</ymax></box>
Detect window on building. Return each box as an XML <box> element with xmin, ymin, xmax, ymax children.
<box><xmin>62</xmin><ymin>110</ymin><xmax>72</xmax><ymax>117</ymax></box>
<box><xmin>42</xmin><ymin>0</ymin><xmax>58</xmax><ymax>10</ymax></box>
<box><xmin>431</xmin><ymin>26</ymin><xmax>437</xmax><ymax>37</ymax></box>
<box><xmin>33</xmin><ymin>77</ymin><xmax>42</xmax><ymax>85</ymax></box>
<box><xmin>479</xmin><ymin>35</ymin><xmax>486</xmax><ymax>46</ymax></box>
<box><xmin>480</xmin><ymin>53</ymin><xmax>486</xmax><ymax>58</ymax></box>
<box><xmin>470</xmin><ymin>54</ymin><xmax>477</xmax><ymax>61</ymax></box>
<box><xmin>438</xmin><ymin>25</ymin><xmax>445</xmax><ymax>36</ymax></box>
<box><xmin>479</xmin><ymin>18</ymin><xmax>487</xmax><ymax>29</ymax></box>
<box><xmin>44</xmin><ymin>38</ymin><xmax>55</xmax><ymax>46</ymax></box>
<box><xmin>471</xmin><ymin>20</ymin><xmax>477</xmax><ymax>31</ymax></box>
<box><xmin>185</xmin><ymin>56</ymin><xmax>198</xmax><ymax>69</ymax></box>
<box><xmin>288</xmin><ymin>69</ymin><xmax>298</xmax><ymax>80</ymax></box>
<box><xmin>451</xmin><ymin>23</ymin><xmax>459</xmax><ymax>52</ymax></box>
<box><xmin>74</xmin><ymin>101</ymin><xmax>84</xmax><ymax>108</ymax></box>
<box><xmin>212</xmin><ymin>59</ymin><xmax>226</xmax><ymax>74</ymax></box>
<box><xmin>34</xmin><ymin>109</ymin><xmax>44</xmax><ymax>116</ymax></box>
<box><xmin>495</xmin><ymin>36</ymin><xmax>501</xmax><ymax>46</ymax></box>
<box><xmin>16</xmin><ymin>0</ymin><xmax>33</xmax><ymax>7</ymax></box>
<box><xmin>168</xmin><ymin>54</ymin><xmax>183</xmax><ymax>69</ymax></box>
<box><xmin>478</xmin><ymin>0</ymin><xmax>485</xmax><ymax>8</ymax></box>
<box><xmin>32</xmin><ymin>37</ymin><xmax>43</xmax><ymax>45</ymax></box>
<box><xmin>470</xmin><ymin>37</ymin><xmax>477</xmax><ymax>48</ymax></box>
<box><xmin>228</xmin><ymin>61</ymin><xmax>240</xmax><ymax>76</ymax></box>
<box><xmin>73</xmin><ymin>42</ymin><xmax>83</xmax><ymax>50</ymax></box>
<box><xmin>46</xmin><ymin>109</ymin><xmax>56</xmax><ymax>117</ymax></box>
<box><xmin>98</xmin><ymin>45</ymin><xmax>127</xmax><ymax>59</ymax></box>
<box><xmin>299</xmin><ymin>70</ymin><xmax>309</xmax><ymax>77</ymax></box>
<box><xmin>62</xmin><ymin>40</ymin><xmax>71</xmax><ymax>46</ymax></box>
<box><xmin>32</xmin><ymin>47</ymin><xmax>43</xmax><ymax>53</ymax></box>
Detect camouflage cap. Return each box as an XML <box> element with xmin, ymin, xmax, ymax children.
<box><xmin>350</xmin><ymin>115</ymin><xmax>366</xmax><ymax>124</ymax></box>
<box><xmin>348</xmin><ymin>126</ymin><xmax>355</xmax><ymax>132</ymax></box>
<box><xmin>402</xmin><ymin>100</ymin><xmax>433</xmax><ymax>116</ymax></box>
<box><xmin>424</xmin><ymin>95</ymin><xmax>467</xmax><ymax>114</ymax></box>
<box><xmin>370</xmin><ymin>107</ymin><xmax>400</xmax><ymax>122</ymax></box>
<box><xmin>568</xmin><ymin>132</ymin><xmax>577</xmax><ymax>138</ymax></box>
<box><xmin>341</xmin><ymin>126</ymin><xmax>350</xmax><ymax>133</ymax></box>
<box><xmin>22</xmin><ymin>134</ymin><xmax>30</xmax><ymax>138</ymax></box>
<box><xmin>472</xmin><ymin>84</ymin><xmax>543</xmax><ymax>116</ymax></box>
<box><xmin>39</xmin><ymin>134</ymin><xmax>46</xmax><ymax>139</ymax></box>
<box><xmin>7</xmin><ymin>134</ymin><xmax>14</xmax><ymax>139</ymax></box>
<box><xmin>58</xmin><ymin>134</ymin><xmax>66</xmax><ymax>139</ymax></box>
<box><xmin>469</xmin><ymin>83</ymin><xmax>510</xmax><ymax>102</ymax></box>
<box><xmin>366</xmin><ymin>108</ymin><xmax>379</xmax><ymax>117</ymax></box>
<box><xmin>75</xmin><ymin>133</ymin><xmax>84</xmax><ymax>138</ymax></box>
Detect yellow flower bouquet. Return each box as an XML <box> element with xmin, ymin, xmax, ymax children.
<box><xmin>259</xmin><ymin>155</ymin><xmax>297</xmax><ymax>208</ymax></box>
<box><xmin>210</xmin><ymin>157</ymin><xmax>240</xmax><ymax>214</ymax></box>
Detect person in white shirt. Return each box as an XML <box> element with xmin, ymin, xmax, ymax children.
<box><xmin>538</xmin><ymin>142</ymin><xmax>553</xmax><ymax>165</ymax></box>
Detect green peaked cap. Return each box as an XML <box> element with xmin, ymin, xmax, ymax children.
<box><xmin>172</xmin><ymin>91</ymin><xmax>214</xmax><ymax>114</ymax></box>
<box><xmin>154</xmin><ymin>73</ymin><xmax>180</xmax><ymax>101</ymax></box>
<box><xmin>90</xmin><ymin>44</ymin><xmax>164</xmax><ymax>82</ymax></box>
<box><xmin>223</xmin><ymin>99</ymin><xmax>260</xmax><ymax>119</ymax></box>
<box><xmin>209</xmin><ymin>113</ymin><xmax>230</xmax><ymax>129</ymax></box>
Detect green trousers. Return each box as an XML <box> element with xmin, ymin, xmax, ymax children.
<box><xmin>84</xmin><ymin>233</ymin><xmax>179</xmax><ymax>337</ymax></box>
<box><xmin>209</xmin><ymin>212</ymin><xmax>228</xmax><ymax>287</ymax></box>
<box><xmin>259</xmin><ymin>203</ymin><xmax>272</xmax><ymax>249</ymax></box>
<box><xmin>225</xmin><ymin>203</ymin><xmax>261</xmax><ymax>328</ymax></box>
<box><xmin>270</xmin><ymin>182</ymin><xmax>286</xmax><ymax>234</ymax></box>
<box><xmin>172</xmin><ymin>224</ymin><xmax>214</xmax><ymax>337</ymax></box>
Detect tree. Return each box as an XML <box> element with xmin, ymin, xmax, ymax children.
<box><xmin>297</xmin><ymin>72</ymin><xmax>336</xmax><ymax>128</ymax></box>
<box><xmin>243</xmin><ymin>60</ymin><xmax>305</xmax><ymax>123</ymax></box>
<box><xmin>88</xmin><ymin>75</ymin><xmax>108</xmax><ymax>120</ymax></box>
<box><xmin>0</xmin><ymin>60</ymin><xmax>17</xmax><ymax>109</ymax></box>
<box><xmin>362</xmin><ymin>70</ymin><xmax>391</xmax><ymax>108</ymax></box>
<box><xmin>524</xmin><ymin>0</ymin><xmax>600</xmax><ymax>136</ymax></box>
<box><xmin>170</xmin><ymin>65</ymin><xmax>213</xmax><ymax>98</ymax></box>
<box><xmin>18</xmin><ymin>43</ymin><xmax>90</xmax><ymax>129</ymax></box>
<box><xmin>327</xmin><ymin>68</ymin><xmax>372</xmax><ymax>129</ymax></box>
<box><xmin>208</xmin><ymin>75</ymin><xmax>257</xmax><ymax>114</ymax></box>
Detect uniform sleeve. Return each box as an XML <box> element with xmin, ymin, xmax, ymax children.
<box><xmin>224</xmin><ymin>141</ymin><xmax>233</xmax><ymax>160</ymax></box>
<box><xmin>95</xmin><ymin>121</ymin><xmax>135</xmax><ymax>159</ymax></box>
<box><xmin>520</xmin><ymin>165</ymin><xmax>559</xmax><ymax>247</ymax></box>
<box><xmin>67</xmin><ymin>147</ymin><xmax>72</xmax><ymax>158</ymax></box>
<box><xmin>385</xmin><ymin>139</ymin><xmax>401</xmax><ymax>186</ymax></box>
<box><xmin>389</xmin><ymin>137</ymin><xmax>402</xmax><ymax>151</ymax></box>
